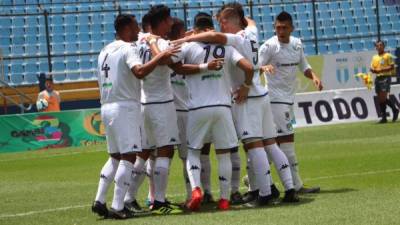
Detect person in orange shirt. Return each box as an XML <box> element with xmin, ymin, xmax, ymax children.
<box><xmin>37</xmin><ymin>76</ymin><xmax>61</xmax><ymax>112</ymax></box>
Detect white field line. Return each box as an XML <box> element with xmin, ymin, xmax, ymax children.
<box><xmin>1</xmin><ymin>168</ymin><xmax>400</xmax><ymax>219</ymax></box>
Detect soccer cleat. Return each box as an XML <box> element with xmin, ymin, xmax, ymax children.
<box><xmin>202</xmin><ymin>191</ymin><xmax>215</xmax><ymax>204</ymax></box>
<box><xmin>393</xmin><ymin>108</ymin><xmax>399</xmax><ymax>122</ymax></box>
<box><xmin>218</xmin><ymin>198</ymin><xmax>230</xmax><ymax>210</ymax></box>
<box><xmin>378</xmin><ymin>117</ymin><xmax>388</xmax><ymax>123</ymax></box>
<box><xmin>124</xmin><ymin>199</ymin><xmax>144</xmax><ymax>213</ymax></box>
<box><xmin>230</xmin><ymin>191</ymin><xmax>244</xmax><ymax>205</ymax></box>
<box><xmin>151</xmin><ymin>200</ymin><xmax>183</xmax><ymax>215</ymax></box>
<box><xmin>108</xmin><ymin>207</ymin><xmax>135</xmax><ymax>219</ymax></box>
<box><xmin>186</xmin><ymin>187</ymin><xmax>203</xmax><ymax>211</ymax></box>
<box><xmin>145</xmin><ymin>198</ymin><xmax>153</xmax><ymax>208</ymax></box>
<box><xmin>91</xmin><ymin>201</ymin><xmax>108</xmax><ymax>218</ymax></box>
<box><xmin>245</xmin><ymin>194</ymin><xmax>273</xmax><ymax>208</ymax></box>
<box><xmin>271</xmin><ymin>184</ymin><xmax>280</xmax><ymax>200</ymax></box>
<box><xmin>242</xmin><ymin>189</ymin><xmax>259</xmax><ymax>203</ymax></box>
<box><xmin>282</xmin><ymin>188</ymin><xmax>300</xmax><ymax>203</ymax></box>
<box><xmin>297</xmin><ymin>185</ymin><xmax>321</xmax><ymax>194</ymax></box>
<box><xmin>242</xmin><ymin>175</ymin><xmax>249</xmax><ymax>188</ymax></box>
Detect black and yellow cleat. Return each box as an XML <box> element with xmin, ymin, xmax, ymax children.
<box><xmin>108</xmin><ymin>207</ymin><xmax>135</xmax><ymax>220</ymax></box>
<box><xmin>151</xmin><ymin>200</ymin><xmax>183</xmax><ymax>215</ymax></box>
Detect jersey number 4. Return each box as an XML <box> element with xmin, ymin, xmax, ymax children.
<box><xmin>203</xmin><ymin>45</ymin><xmax>225</xmax><ymax>63</ymax></box>
<box><xmin>101</xmin><ymin>53</ymin><xmax>110</xmax><ymax>78</ymax></box>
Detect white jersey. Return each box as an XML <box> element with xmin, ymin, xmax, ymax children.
<box><xmin>97</xmin><ymin>40</ymin><xmax>142</xmax><ymax>105</ymax></box>
<box><xmin>225</xmin><ymin>26</ymin><xmax>267</xmax><ymax>97</ymax></box>
<box><xmin>172</xmin><ymin>42</ymin><xmax>244</xmax><ymax>109</ymax></box>
<box><xmin>259</xmin><ymin>36</ymin><xmax>311</xmax><ymax>103</ymax></box>
<box><xmin>170</xmin><ymin>71</ymin><xmax>189</xmax><ymax>111</ymax></box>
<box><xmin>138</xmin><ymin>38</ymin><xmax>174</xmax><ymax>104</ymax></box>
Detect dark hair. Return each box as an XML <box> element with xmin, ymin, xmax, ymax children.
<box><xmin>220</xmin><ymin>8</ymin><xmax>243</xmax><ymax>27</ymax></box>
<box><xmin>114</xmin><ymin>14</ymin><xmax>135</xmax><ymax>34</ymax></box>
<box><xmin>168</xmin><ymin>17</ymin><xmax>185</xmax><ymax>40</ymax></box>
<box><xmin>375</xmin><ymin>40</ymin><xmax>385</xmax><ymax>47</ymax></box>
<box><xmin>276</xmin><ymin>11</ymin><xmax>293</xmax><ymax>26</ymax></box>
<box><xmin>148</xmin><ymin>5</ymin><xmax>171</xmax><ymax>29</ymax></box>
<box><xmin>141</xmin><ymin>13</ymin><xmax>151</xmax><ymax>31</ymax></box>
<box><xmin>194</xmin><ymin>12</ymin><xmax>214</xmax><ymax>30</ymax></box>
<box><xmin>219</xmin><ymin>2</ymin><xmax>247</xmax><ymax>27</ymax></box>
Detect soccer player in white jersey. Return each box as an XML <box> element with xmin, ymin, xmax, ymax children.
<box><xmin>92</xmin><ymin>14</ymin><xmax>178</xmax><ymax>219</ymax></box>
<box><xmin>170</xmin><ymin>12</ymin><xmax>254</xmax><ymax>211</ymax></box>
<box><xmin>259</xmin><ymin>11</ymin><xmax>323</xmax><ymax>194</ymax></box>
<box><xmin>173</xmin><ymin>5</ymin><xmax>300</xmax><ymax>204</ymax></box>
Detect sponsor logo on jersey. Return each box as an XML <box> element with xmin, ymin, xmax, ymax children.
<box><xmin>201</xmin><ymin>73</ymin><xmax>222</xmax><ymax>81</ymax></box>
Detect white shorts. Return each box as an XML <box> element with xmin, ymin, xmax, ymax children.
<box><xmin>101</xmin><ymin>101</ymin><xmax>142</xmax><ymax>154</ymax></box>
<box><xmin>187</xmin><ymin>106</ymin><xmax>238</xmax><ymax>150</ymax></box>
<box><xmin>232</xmin><ymin>94</ymin><xmax>277</xmax><ymax>141</ymax></box>
<box><xmin>270</xmin><ymin>102</ymin><xmax>295</xmax><ymax>136</ymax></box>
<box><xmin>176</xmin><ymin>110</ymin><xmax>188</xmax><ymax>159</ymax></box>
<box><xmin>142</xmin><ymin>101</ymin><xmax>180</xmax><ymax>149</ymax></box>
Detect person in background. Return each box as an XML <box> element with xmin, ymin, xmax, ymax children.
<box><xmin>37</xmin><ymin>75</ymin><xmax>61</xmax><ymax>112</ymax></box>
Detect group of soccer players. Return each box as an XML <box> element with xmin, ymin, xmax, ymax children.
<box><xmin>92</xmin><ymin>2</ymin><xmax>323</xmax><ymax>219</ymax></box>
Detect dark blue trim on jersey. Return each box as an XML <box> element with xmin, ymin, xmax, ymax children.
<box><xmin>141</xmin><ymin>99</ymin><xmax>174</xmax><ymax>105</ymax></box>
<box><xmin>247</xmin><ymin>91</ymin><xmax>269</xmax><ymax>99</ymax></box>
<box><xmin>176</xmin><ymin>109</ymin><xmax>189</xmax><ymax>112</ymax></box>
<box><xmin>189</xmin><ymin>104</ymin><xmax>231</xmax><ymax>111</ymax></box>
<box><xmin>270</xmin><ymin>101</ymin><xmax>294</xmax><ymax>105</ymax></box>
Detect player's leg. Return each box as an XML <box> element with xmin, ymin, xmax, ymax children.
<box><xmin>200</xmin><ymin>143</ymin><xmax>214</xmax><ymax>203</ymax></box>
<box><xmin>230</xmin><ymin>146</ymin><xmax>243</xmax><ymax>204</ymax></box>
<box><xmin>376</xmin><ymin>77</ymin><xmax>389</xmax><ymax>123</ymax></box>
<box><xmin>176</xmin><ymin>111</ymin><xmax>191</xmax><ymax>203</ymax></box>
<box><xmin>146</xmin><ymin>153</ymin><xmax>156</xmax><ymax>206</ymax></box>
<box><xmin>272</xmin><ymin>103</ymin><xmax>319</xmax><ymax>194</ymax></box>
<box><xmin>381</xmin><ymin>77</ymin><xmax>398</xmax><ymax>122</ymax></box>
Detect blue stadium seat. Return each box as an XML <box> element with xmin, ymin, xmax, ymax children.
<box><xmin>65</xmin><ymin>43</ymin><xmax>78</xmax><ymax>53</ymax></box>
<box><xmin>25</xmin><ymin>45</ymin><xmax>38</xmax><ymax>55</ymax></box>
<box><xmin>25</xmin><ymin>73</ymin><xmax>38</xmax><ymax>84</ymax></box>
<box><xmin>52</xmin><ymin>43</ymin><xmax>65</xmax><ymax>54</ymax></box>
<box><xmin>9</xmin><ymin>74</ymin><xmax>24</xmax><ymax>85</ymax></box>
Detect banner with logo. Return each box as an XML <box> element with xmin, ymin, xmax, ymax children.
<box><xmin>0</xmin><ymin>109</ymin><xmax>106</xmax><ymax>153</ymax></box>
<box><xmin>293</xmin><ymin>84</ymin><xmax>400</xmax><ymax>127</ymax></box>
<box><xmin>296</xmin><ymin>51</ymin><xmax>377</xmax><ymax>92</ymax></box>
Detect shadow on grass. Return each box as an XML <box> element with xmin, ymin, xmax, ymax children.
<box><xmin>317</xmin><ymin>188</ymin><xmax>357</xmax><ymax>194</ymax></box>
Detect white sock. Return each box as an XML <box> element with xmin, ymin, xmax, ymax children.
<box><xmin>216</xmin><ymin>153</ymin><xmax>232</xmax><ymax>200</ymax></box>
<box><xmin>146</xmin><ymin>159</ymin><xmax>155</xmax><ymax>202</ymax></box>
<box><xmin>187</xmin><ymin>150</ymin><xmax>202</xmax><ymax>189</ymax></box>
<box><xmin>280</xmin><ymin>142</ymin><xmax>303</xmax><ymax>190</ymax></box>
<box><xmin>200</xmin><ymin>154</ymin><xmax>211</xmax><ymax>193</ymax></box>
<box><xmin>248</xmin><ymin>148</ymin><xmax>271</xmax><ymax>196</ymax></box>
<box><xmin>124</xmin><ymin>157</ymin><xmax>146</xmax><ymax>203</ymax></box>
<box><xmin>246</xmin><ymin>153</ymin><xmax>258</xmax><ymax>192</ymax></box>
<box><xmin>95</xmin><ymin>157</ymin><xmax>119</xmax><ymax>203</ymax></box>
<box><xmin>182</xmin><ymin>159</ymin><xmax>192</xmax><ymax>201</ymax></box>
<box><xmin>153</xmin><ymin>157</ymin><xmax>170</xmax><ymax>202</ymax></box>
<box><xmin>111</xmin><ymin>160</ymin><xmax>134</xmax><ymax>211</ymax></box>
<box><xmin>230</xmin><ymin>150</ymin><xmax>241</xmax><ymax>193</ymax></box>
<box><xmin>265</xmin><ymin>143</ymin><xmax>294</xmax><ymax>191</ymax></box>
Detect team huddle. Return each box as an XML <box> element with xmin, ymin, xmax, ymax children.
<box><xmin>92</xmin><ymin>2</ymin><xmax>323</xmax><ymax>219</ymax></box>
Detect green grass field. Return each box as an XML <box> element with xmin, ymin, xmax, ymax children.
<box><xmin>1</xmin><ymin>121</ymin><xmax>399</xmax><ymax>225</ymax></box>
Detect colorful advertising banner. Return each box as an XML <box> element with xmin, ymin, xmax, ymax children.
<box><xmin>0</xmin><ymin>109</ymin><xmax>106</xmax><ymax>153</ymax></box>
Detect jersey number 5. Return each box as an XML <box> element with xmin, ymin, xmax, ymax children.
<box><xmin>250</xmin><ymin>40</ymin><xmax>258</xmax><ymax>65</ymax></box>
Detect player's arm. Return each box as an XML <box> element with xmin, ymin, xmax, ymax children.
<box><xmin>299</xmin><ymin>43</ymin><xmax>323</xmax><ymax>91</ymax></box>
<box><xmin>234</xmin><ymin>56</ymin><xmax>254</xmax><ymax>104</ymax></box>
<box><xmin>131</xmin><ymin>46</ymin><xmax>180</xmax><ymax>79</ymax></box>
<box><xmin>172</xmin><ymin>31</ymin><xmax>228</xmax><ymax>46</ymax></box>
<box><xmin>169</xmin><ymin>59</ymin><xmax>225</xmax><ymax>75</ymax></box>
<box><xmin>245</xmin><ymin>17</ymin><xmax>257</xmax><ymax>28</ymax></box>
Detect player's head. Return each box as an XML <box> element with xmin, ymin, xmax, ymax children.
<box><xmin>217</xmin><ymin>2</ymin><xmax>247</xmax><ymax>28</ymax></box>
<box><xmin>194</xmin><ymin>12</ymin><xmax>214</xmax><ymax>33</ymax></box>
<box><xmin>275</xmin><ymin>11</ymin><xmax>294</xmax><ymax>43</ymax></box>
<box><xmin>148</xmin><ymin>5</ymin><xmax>173</xmax><ymax>36</ymax></box>
<box><xmin>218</xmin><ymin>7</ymin><xmax>244</xmax><ymax>33</ymax></box>
<box><xmin>114</xmin><ymin>14</ymin><xmax>140</xmax><ymax>42</ymax></box>
<box><xmin>45</xmin><ymin>75</ymin><xmax>54</xmax><ymax>92</ymax></box>
<box><xmin>375</xmin><ymin>40</ymin><xmax>385</xmax><ymax>54</ymax></box>
<box><xmin>141</xmin><ymin>13</ymin><xmax>152</xmax><ymax>33</ymax></box>
<box><xmin>167</xmin><ymin>17</ymin><xmax>185</xmax><ymax>40</ymax></box>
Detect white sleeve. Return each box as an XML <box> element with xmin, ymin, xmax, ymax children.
<box><xmin>259</xmin><ymin>42</ymin><xmax>272</xmax><ymax>66</ymax></box>
<box><xmin>226</xmin><ymin>33</ymin><xmax>243</xmax><ymax>47</ymax></box>
<box><xmin>299</xmin><ymin>44</ymin><xmax>312</xmax><ymax>72</ymax></box>
<box><xmin>171</xmin><ymin>43</ymin><xmax>188</xmax><ymax>63</ymax></box>
<box><xmin>229</xmin><ymin>47</ymin><xmax>244</xmax><ymax>65</ymax></box>
<box><xmin>126</xmin><ymin>45</ymin><xmax>142</xmax><ymax>69</ymax></box>
<box><xmin>157</xmin><ymin>39</ymin><xmax>170</xmax><ymax>51</ymax></box>
<box><xmin>244</xmin><ymin>26</ymin><xmax>258</xmax><ymax>40</ymax></box>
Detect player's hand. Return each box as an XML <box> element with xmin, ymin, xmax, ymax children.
<box><xmin>171</xmin><ymin>37</ymin><xmax>188</xmax><ymax>46</ymax></box>
<box><xmin>234</xmin><ymin>85</ymin><xmax>250</xmax><ymax>104</ymax></box>
<box><xmin>145</xmin><ymin>34</ymin><xmax>160</xmax><ymax>44</ymax></box>
<box><xmin>159</xmin><ymin>45</ymin><xmax>181</xmax><ymax>64</ymax></box>
<box><xmin>261</xmin><ymin>65</ymin><xmax>275</xmax><ymax>74</ymax></box>
<box><xmin>313</xmin><ymin>77</ymin><xmax>323</xmax><ymax>91</ymax></box>
<box><xmin>208</xmin><ymin>58</ymin><xmax>224</xmax><ymax>70</ymax></box>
